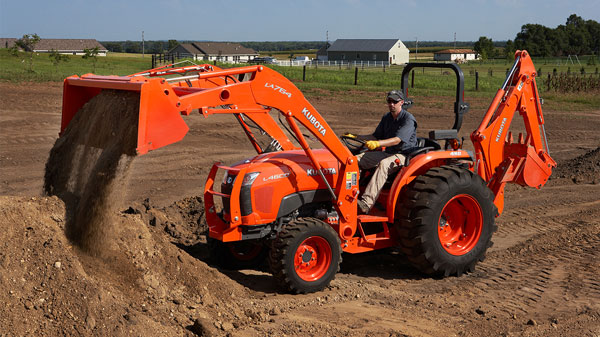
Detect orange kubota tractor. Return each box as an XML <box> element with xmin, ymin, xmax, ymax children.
<box><xmin>60</xmin><ymin>51</ymin><xmax>555</xmax><ymax>293</ymax></box>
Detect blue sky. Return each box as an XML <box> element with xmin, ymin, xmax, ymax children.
<box><xmin>1</xmin><ymin>0</ymin><xmax>598</xmax><ymax>42</ymax></box>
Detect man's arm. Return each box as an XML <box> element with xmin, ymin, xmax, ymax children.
<box><xmin>375</xmin><ymin>137</ymin><xmax>401</xmax><ymax>148</ymax></box>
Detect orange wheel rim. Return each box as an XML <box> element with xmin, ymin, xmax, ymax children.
<box><xmin>294</xmin><ymin>236</ymin><xmax>331</xmax><ymax>281</ymax></box>
<box><xmin>438</xmin><ymin>194</ymin><xmax>483</xmax><ymax>256</ymax></box>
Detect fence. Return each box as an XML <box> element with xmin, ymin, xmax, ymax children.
<box><xmin>275</xmin><ymin>60</ymin><xmax>391</xmax><ymax>68</ymax></box>
<box><xmin>149</xmin><ymin>55</ymin><xmax>600</xmax><ymax>93</ymax></box>
<box><xmin>544</xmin><ymin>73</ymin><xmax>600</xmax><ymax>92</ymax></box>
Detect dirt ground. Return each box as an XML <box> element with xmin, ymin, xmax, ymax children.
<box><xmin>0</xmin><ymin>81</ymin><xmax>599</xmax><ymax>336</ymax></box>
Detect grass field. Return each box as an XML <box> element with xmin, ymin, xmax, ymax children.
<box><xmin>1</xmin><ymin>48</ymin><xmax>598</xmax><ymax>110</ymax></box>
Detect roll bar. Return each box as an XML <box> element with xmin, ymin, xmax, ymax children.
<box><xmin>401</xmin><ymin>63</ymin><xmax>470</xmax><ymax>132</ymax></box>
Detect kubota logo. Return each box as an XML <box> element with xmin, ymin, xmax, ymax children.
<box><xmin>302</xmin><ymin>108</ymin><xmax>326</xmax><ymax>136</ymax></box>
<box><xmin>265</xmin><ymin>83</ymin><xmax>292</xmax><ymax>98</ymax></box>
<box><xmin>306</xmin><ymin>168</ymin><xmax>337</xmax><ymax>176</ymax></box>
<box><xmin>495</xmin><ymin>117</ymin><xmax>507</xmax><ymax>142</ymax></box>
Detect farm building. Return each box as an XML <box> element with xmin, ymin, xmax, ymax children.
<box><xmin>0</xmin><ymin>38</ymin><xmax>107</xmax><ymax>56</ymax></box>
<box><xmin>326</xmin><ymin>39</ymin><xmax>409</xmax><ymax>65</ymax></box>
<box><xmin>316</xmin><ymin>42</ymin><xmax>331</xmax><ymax>61</ymax></box>
<box><xmin>433</xmin><ymin>49</ymin><xmax>479</xmax><ymax>62</ymax></box>
<box><xmin>168</xmin><ymin>42</ymin><xmax>258</xmax><ymax>62</ymax></box>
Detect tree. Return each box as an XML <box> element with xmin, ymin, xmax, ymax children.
<box><xmin>504</xmin><ymin>40</ymin><xmax>515</xmax><ymax>62</ymax></box>
<box><xmin>14</xmin><ymin>34</ymin><xmax>41</xmax><ymax>72</ymax></box>
<box><xmin>82</xmin><ymin>47</ymin><xmax>99</xmax><ymax>72</ymax></box>
<box><xmin>103</xmin><ymin>42</ymin><xmax>122</xmax><ymax>53</ymax></box>
<box><xmin>49</xmin><ymin>49</ymin><xmax>69</xmax><ymax>73</ymax></box>
<box><xmin>474</xmin><ymin>36</ymin><xmax>495</xmax><ymax>60</ymax></box>
<box><xmin>168</xmin><ymin>39</ymin><xmax>179</xmax><ymax>51</ymax></box>
<box><xmin>123</xmin><ymin>40</ymin><xmax>141</xmax><ymax>53</ymax></box>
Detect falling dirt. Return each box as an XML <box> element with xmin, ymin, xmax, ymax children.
<box><xmin>1</xmin><ymin>82</ymin><xmax>599</xmax><ymax>336</ymax></box>
<box><xmin>43</xmin><ymin>90</ymin><xmax>139</xmax><ymax>254</ymax></box>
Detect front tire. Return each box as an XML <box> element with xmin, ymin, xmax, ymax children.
<box><xmin>396</xmin><ymin>166</ymin><xmax>498</xmax><ymax>276</ymax></box>
<box><xmin>270</xmin><ymin>218</ymin><xmax>342</xmax><ymax>294</ymax></box>
<box><xmin>208</xmin><ymin>236</ymin><xmax>268</xmax><ymax>270</ymax></box>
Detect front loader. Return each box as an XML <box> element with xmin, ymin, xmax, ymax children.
<box><xmin>59</xmin><ymin>51</ymin><xmax>555</xmax><ymax>293</ymax></box>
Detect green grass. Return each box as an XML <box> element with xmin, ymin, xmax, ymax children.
<box><xmin>0</xmin><ymin>49</ymin><xmax>151</xmax><ymax>82</ymax></box>
<box><xmin>2</xmin><ymin>48</ymin><xmax>598</xmax><ymax>111</ymax></box>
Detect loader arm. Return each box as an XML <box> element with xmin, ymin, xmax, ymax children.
<box><xmin>471</xmin><ymin>50</ymin><xmax>556</xmax><ymax>214</ymax></box>
<box><xmin>61</xmin><ymin>64</ymin><xmax>359</xmax><ymax>235</ymax></box>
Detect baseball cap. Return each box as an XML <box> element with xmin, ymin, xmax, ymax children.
<box><xmin>387</xmin><ymin>90</ymin><xmax>406</xmax><ymax>102</ymax></box>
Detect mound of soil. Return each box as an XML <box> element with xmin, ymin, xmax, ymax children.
<box><xmin>124</xmin><ymin>196</ymin><xmax>207</xmax><ymax>247</ymax></box>
<box><xmin>0</xmin><ymin>196</ymin><xmax>257</xmax><ymax>336</ymax></box>
<box><xmin>552</xmin><ymin>146</ymin><xmax>600</xmax><ymax>184</ymax></box>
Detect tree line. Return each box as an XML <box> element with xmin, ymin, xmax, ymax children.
<box><xmin>474</xmin><ymin>14</ymin><xmax>599</xmax><ymax>59</ymax></box>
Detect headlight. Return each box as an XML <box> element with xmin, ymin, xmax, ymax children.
<box><xmin>242</xmin><ymin>172</ymin><xmax>260</xmax><ymax>186</ymax></box>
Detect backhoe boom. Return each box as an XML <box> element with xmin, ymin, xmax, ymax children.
<box><xmin>471</xmin><ymin>50</ymin><xmax>556</xmax><ymax>214</ymax></box>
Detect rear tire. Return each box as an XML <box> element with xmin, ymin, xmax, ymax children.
<box><xmin>270</xmin><ymin>218</ymin><xmax>342</xmax><ymax>294</ymax></box>
<box><xmin>396</xmin><ymin>166</ymin><xmax>497</xmax><ymax>276</ymax></box>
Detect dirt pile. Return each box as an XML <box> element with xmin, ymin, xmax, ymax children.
<box><xmin>0</xmin><ymin>196</ymin><xmax>257</xmax><ymax>336</ymax></box>
<box><xmin>551</xmin><ymin>146</ymin><xmax>600</xmax><ymax>184</ymax></box>
<box><xmin>124</xmin><ymin>196</ymin><xmax>207</xmax><ymax>247</ymax></box>
<box><xmin>44</xmin><ymin>90</ymin><xmax>139</xmax><ymax>254</ymax></box>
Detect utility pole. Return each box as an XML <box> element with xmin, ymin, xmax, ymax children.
<box><xmin>142</xmin><ymin>31</ymin><xmax>145</xmax><ymax>58</ymax></box>
<box><xmin>415</xmin><ymin>37</ymin><xmax>418</xmax><ymax>60</ymax></box>
<box><xmin>454</xmin><ymin>32</ymin><xmax>456</xmax><ymax>49</ymax></box>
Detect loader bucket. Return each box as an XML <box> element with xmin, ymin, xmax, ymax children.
<box><xmin>61</xmin><ymin>74</ymin><xmax>189</xmax><ymax>155</ymax></box>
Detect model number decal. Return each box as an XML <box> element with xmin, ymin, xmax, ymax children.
<box><xmin>265</xmin><ymin>83</ymin><xmax>292</xmax><ymax>98</ymax></box>
<box><xmin>263</xmin><ymin>172</ymin><xmax>290</xmax><ymax>182</ymax></box>
<box><xmin>302</xmin><ymin>107</ymin><xmax>326</xmax><ymax>136</ymax></box>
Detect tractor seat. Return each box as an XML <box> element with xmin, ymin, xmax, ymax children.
<box><xmin>403</xmin><ymin>137</ymin><xmax>441</xmax><ymax>166</ymax></box>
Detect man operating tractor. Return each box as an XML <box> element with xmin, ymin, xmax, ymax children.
<box><xmin>345</xmin><ymin>90</ymin><xmax>418</xmax><ymax>214</ymax></box>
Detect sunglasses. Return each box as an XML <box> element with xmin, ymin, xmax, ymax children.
<box><xmin>387</xmin><ymin>99</ymin><xmax>401</xmax><ymax>104</ymax></box>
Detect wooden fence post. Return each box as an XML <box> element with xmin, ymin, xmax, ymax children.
<box><xmin>152</xmin><ymin>54</ymin><xmax>155</xmax><ymax>68</ymax></box>
<box><xmin>411</xmin><ymin>70</ymin><xmax>415</xmax><ymax>88</ymax></box>
<box><xmin>354</xmin><ymin>67</ymin><xmax>358</xmax><ymax>85</ymax></box>
<box><xmin>476</xmin><ymin>71</ymin><xmax>479</xmax><ymax>91</ymax></box>
<box><xmin>303</xmin><ymin>65</ymin><xmax>306</xmax><ymax>81</ymax></box>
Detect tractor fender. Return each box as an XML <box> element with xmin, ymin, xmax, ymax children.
<box><xmin>386</xmin><ymin>150</ymin><xmax>473</xmax><ymax>221</ymax></box>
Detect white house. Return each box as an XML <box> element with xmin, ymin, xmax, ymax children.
<box><xmin>326</xmin><ymin>39</ymin><xmax>409</xmax><ymax>65</ymax></box>
<box><xmin>168</xmin><ymin>42</ymin><xmax>258</xmax><ymax>63</ymax></box>
<box><xmin>1</xmin><ymin>38</ymin><xmax>108</xmax><ymax>56</ymax></box>
<box><xmin>433</xmin><ymin>49</ymin><xmax>479</xmax><ymax>62</ymax></box>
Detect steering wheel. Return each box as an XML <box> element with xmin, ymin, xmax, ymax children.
<box><xmin>340</xmin><ymin>135</ymin><xmax>368</xmax><ymax>155</ymax></box>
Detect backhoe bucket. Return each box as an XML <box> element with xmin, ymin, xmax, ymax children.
<box><xmin>61</xmin><ymin>74</ymin><xmax>189</xmax><ymax>155</ymax></box>
<box><xmin>512</xmin><ymin>145</ymin><xmax>556</xmax><ymax>189</ymax></box>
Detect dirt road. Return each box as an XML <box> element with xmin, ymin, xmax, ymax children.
<box><xmin>0</xmin><ymin>82</ymin><xmax>599</xmax><ymax>336</ymax></box>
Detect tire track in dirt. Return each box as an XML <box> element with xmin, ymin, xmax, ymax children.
<box><xmin>493</xmin><ymin>183</ymin><xmax>600</xmax><ymax>250</ymax></box>
<box><xmin>451</xmin><ymin>221</ymin><xmax>599</xmax><ymax>320</ymax></box>
<box><xmin>0</xmin><ymin>135</ymin><xmax>58</xmax><ymax>145</ymax></box>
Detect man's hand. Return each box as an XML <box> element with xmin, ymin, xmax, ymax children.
<box><xmin>366</xmin><ymin>140</ymin><xmax>380</xmax><ymax>150</ymax></box>
<box><xmin>343</xmin><ymin>132</ymin><xmax>356</xmax><ymax>139</ymax></box>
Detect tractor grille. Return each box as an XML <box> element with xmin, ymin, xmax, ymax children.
<box><xmin>220</xmin><ymin>174</ymin><xmax>252</xmax><ymax>217</ymax></box>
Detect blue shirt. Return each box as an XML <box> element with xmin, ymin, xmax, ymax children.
<box><xmin>373</xmin><ymin>109</ymin><xmax>418</xmax><ymax>154</ymax></box>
